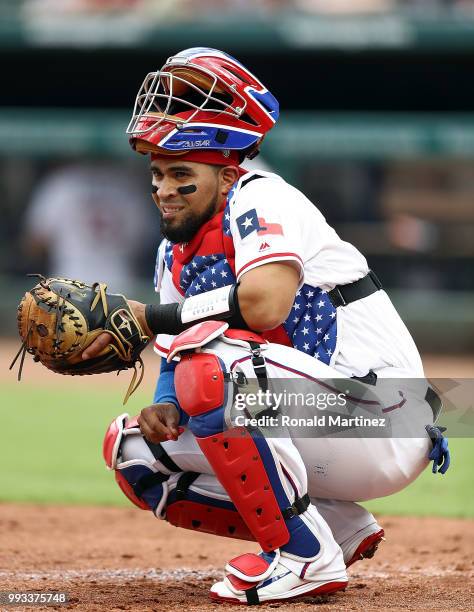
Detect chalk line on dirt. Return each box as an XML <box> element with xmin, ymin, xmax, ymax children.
<box><xmin>0</xmin><ymin>568</ymin><xmax>221</xmax><ymax>582</ymax></box>
<box><xmin>1</xmin><ymin>566</ymin><xmax>471</xmax><ymax>583</ymax></box>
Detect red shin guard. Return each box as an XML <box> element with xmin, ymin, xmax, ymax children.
<box><xmin>166</xmin><ymin>499</ymin><xmax>253</xmax><ymax>541</ymax></box>
<box><xmin>197</xmin><ymin>428</ymin><xmax>290</xmax><ymax>552</ymax></box>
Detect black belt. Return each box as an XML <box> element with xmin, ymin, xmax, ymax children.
<box><xmin>328</xmin><ymin>270</ymin><xmax>382</xmax><ymax>308</ymax></box>
<box><xmin>352</xmin><ymin>370</ymin><xmax>442</xmax><ymax>422</ymax></box>
<box><xmin>425</xmin><ymin>386</ymin><xmax>442</xmax><ymax>422</ymax></box>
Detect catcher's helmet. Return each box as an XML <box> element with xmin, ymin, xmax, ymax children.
<box><xmin>127</xmin><ymin>47</ymin><xmax>279</xmax><ymax>159</ymax></box>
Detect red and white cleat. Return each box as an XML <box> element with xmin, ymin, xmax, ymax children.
<box><xmin>210</xmin><ymin>552</ymin><xmax>348</xmax><ymax>605</ymax></box>
<box><xmin>345</xmin><ymin>528</ymin><xmax>385</xmax><ymax>569</ymax></box>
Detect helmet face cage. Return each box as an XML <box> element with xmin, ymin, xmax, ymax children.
<box><xmin>127</xmin><ymin>48</ymin><xmax>279</xmax><ymax>155</ymax></box>
<box><xmin>127</xmin><ymin>65</ymin><xmax>248</xmax><ymax>136</ymax></box>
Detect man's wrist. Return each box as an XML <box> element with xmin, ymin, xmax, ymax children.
<box><xmin>145</xmin><ymin>302</ymin><xmax>181</xmax><ymax>335</ymax></box>
<box><xmin>127</xmin><ymin>299</ymin><xmax>154</xmax><ymax>337</ymax></box>
<box><xmin>144</xmin><ymin>284</ymin><xmax>249</xmax><ymax>336</ymax></box>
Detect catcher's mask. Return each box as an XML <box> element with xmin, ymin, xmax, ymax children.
<box><xmin>127</xmin><ymin>47</ymin><xmax>279</xmax><ymax>160</ymax></box>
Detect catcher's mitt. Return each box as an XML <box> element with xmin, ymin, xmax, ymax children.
<box><xmin>10</xmin><ymin>275</ymin><xmax>150</xmax><ymax>403</ymax></box>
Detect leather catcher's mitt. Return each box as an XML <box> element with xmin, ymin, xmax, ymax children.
<box><xmin>10</xmin><ymin>276</ymin><xmax>150</xmax><ymax>402</ymax></box>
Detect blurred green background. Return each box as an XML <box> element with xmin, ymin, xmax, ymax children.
<box><xmin>1</xmin><ymin>380</ymin><xmax>472</xmax><ymax>518</ymax></box>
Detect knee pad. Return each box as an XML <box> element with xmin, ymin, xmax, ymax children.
<box><xmin>169</xmin><ymin>321</ymin><xmax>231</xmax><ymax>423</ymax></box>
<box><xmin>103</xmin><ymin>413</ymin><xmax>170</xmax><ymax>515</ymax></box>
<box><xmin>175</xmin><ymin>352</ymin><xmax>225</xmax><ymax>417</ymax></box>
<box><xmin>174</xmin><ymin>351</ymin><xmax>231</xmax><ymax>438</ymax></box>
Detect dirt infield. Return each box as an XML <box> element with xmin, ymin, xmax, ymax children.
<box><xmin>1</xmin><ymin>503</ymin><xmax>473</xmax><ymax>611</ymax></box>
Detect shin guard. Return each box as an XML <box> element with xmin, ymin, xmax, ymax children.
<box><xmin>167</xmin><ymin>499</ymin><xmax>253</xmax><ymax>541</ymax></box>
<box><xmin>172</xmin><ymin>323</ymin><xmax>321</xmax><ymax>559</ymax></box>
<box><xmin>197</xmin><ymin>429</ymin><xmax>290</xmax><ymax>552</ymax></box>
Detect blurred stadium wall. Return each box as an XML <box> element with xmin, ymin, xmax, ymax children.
<box><xmin>1</xmin><ymin>0</ymin><xmax>474</xmax><ymax>352</ymax></box>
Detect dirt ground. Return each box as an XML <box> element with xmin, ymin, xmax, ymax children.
<box><xmin>2</xmin><ymin>342</ymin><xmax>474</xmax><ymax>610</ymax></box>
<box><xmin>0</xmin><ymin>504</ymin><xmax>473</xmax><ymax>611</ymax></box>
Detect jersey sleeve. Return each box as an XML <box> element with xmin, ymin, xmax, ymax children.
<box><xmin>153</xmin><ymin>241</ymin><xmax>185</xmax><ymax>359</ymax></box>
<box><xmin>230</xmin><ymin>176</ymin><xmax>305</xmax><ymax>284</ymax></box>
<box><xmin>153</xmin><ymin>358</ymin><xmax>189</xmax><ymax>427</ymax></box>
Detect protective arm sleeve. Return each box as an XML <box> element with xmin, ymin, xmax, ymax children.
<box><xmin>145</xmin><ymin>283</ymin><xmax>248</xmax><ymax>336</ymax></box>
<box><xmin>153</xmin><ymin>358</ymin><xmax>190</xmax><ymax>427</ymax></box>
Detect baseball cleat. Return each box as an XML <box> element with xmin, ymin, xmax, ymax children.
<box><xmin>210</xmin><ymin>552</ymin><xmax>347</xmax><ymax>605</ymax></box>
<box><xmin>345</xmin><ymin>528</ymin><xmax>385</xmax><ymax>568</ymax></box>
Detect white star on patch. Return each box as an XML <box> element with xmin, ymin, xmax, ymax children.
<box><xmin>192</xmin><ymin>261</ymin><xmax>198</xmax><ymax>268</ymax></box>
<box><xmin>221</xmin><ymin>270</ymin><xmax>228</xmax><ymax>278</ymax></box>
<box><xmin>195</xmin><ymin>283</ymin><xmax>201</xmax><ymax>291</ymax></box>
<box><xmin>330</xmin><ymin>311</ymin><xmax>336</xmax><ymax>319</ymax></box>
<box><xmin>302</xmin><ymin>327</ymin><xmax>309</xmax><ymax>336</ymax></box>
<box><xmin>315</xmin><ymin>314</ymin><xmax>322</xmax><ymax>322</ymax></box>
<box><xmin>211</xmin><ymin>268</ymin><xmax>216</xmax><ymax>274</ymax></box>
<box><xmin>323</xmin><ymin>333</ymin><xmax>330</xmax><ymax>341</ymax></box>
<box><xmin>304</xmin><ymin>314</ymin><xmax>311</xmax><ymax>322</ymax></box>
<box><xmin>303</xmin><ymin>343</ymin><xmax>309</xmax><ymax>351</ymax></box>
<box><xmin>306</xmin><ymin>290</ymin><xmax>314</xmax><ymax>298</ymax></box>
<box><xmin>293</xmin><ymin>317</ymin><xmax>299</xmax><ymax>324</ymax></box>
<box><xmin>211</xmin><ymin>255</ymin><xmax>218</xmax><ymax>261</ymax></box>
<box><xmin>316</xmin><ymin>328</ymin><xmax>322</xmax><ymax>334</ymax></box>
<box><xmin>327</xmin><ymin>348</ymin><xmax>332</xmax><ymax>356</ymax></box>
<box><xmin>225</xmin><ymin>213</ymin><xmax>230</xmax><ymax>220</ymax></box>
<box><xmin>241</xmin><ymin>217</ymin><xmax>253</xmax><ymax>230</ymax></box>
<box><xmin>292</xmin><ymin>303</ymin><xmax>300</xmax><ymax>310</ymax></box>
<box><xmin>211</xmin><ymin>281</ymin><xmax>217</xmax><ymax>288</ymax></box>
<box><xmin>317</xmin><ymin>300</ymin><xmax>325</xmax><ymax>308</ymax></box>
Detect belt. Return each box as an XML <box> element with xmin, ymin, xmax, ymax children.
<box><xmin>352</xmin><ymin>370</ymin><xmax>443</xmax><ymax>422</ymax></box>
<box><xmin>425</xmin><ymin>386</ymin><xmax>442</xmax><ymax>422</ymax></box>
<box><xmin>328</xmin><ymin>270</ymin><xmax>382</xmax><ymax>308</ymax></box>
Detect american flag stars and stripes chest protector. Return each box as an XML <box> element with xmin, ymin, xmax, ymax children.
<box><xmin>156</xmin><ymin>175</ymin><xmax>338</xmax><ymax>365</ymax></box>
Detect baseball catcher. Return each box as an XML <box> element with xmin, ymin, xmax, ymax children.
<box><xmin>14</xmin><ymin>48</ymin><xmax>451</xmax><ymax>605</ymax></box>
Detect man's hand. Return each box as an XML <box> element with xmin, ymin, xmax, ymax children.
<box><xmin>127</xmin><ymin>299</ymin><xmax>153</xmax><ymax>337</ymax></box>
<box><xmin>82</xmin><ymin>299</ymin><xmax>152</xmax><ymax>360</ymax></box>
<box><xmin>138</xmin><ymin>403</ymin><xmax>180</xmax><ymax>443</ymax></box>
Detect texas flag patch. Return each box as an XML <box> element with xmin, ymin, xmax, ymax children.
<box><xmin>236</xmin><ymin>209</ymin><xmax>283</xmax><ymax>239</ymax></box>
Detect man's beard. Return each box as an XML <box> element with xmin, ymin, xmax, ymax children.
<box><xmin>160</xmin><ymin>191</ymin><xmax>219</xmax><ymax>244</ymax></box>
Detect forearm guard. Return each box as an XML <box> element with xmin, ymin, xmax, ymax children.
<box><xmin>145</xmin><ymin>284</ymin><xmax>248</xmax><ymax>335</ymax></box>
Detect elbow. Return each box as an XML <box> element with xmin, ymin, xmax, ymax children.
<box><xmin>241</xmin><ymin>301</ymin><xmax>289</xmax><ymax>332</ymax></box>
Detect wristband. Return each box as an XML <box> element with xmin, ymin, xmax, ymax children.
<box><xmin>145</xmin><ymin>284</ymin><xmax>248</xmax><ymax>335</ymax></box>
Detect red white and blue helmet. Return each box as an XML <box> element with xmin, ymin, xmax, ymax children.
<box><xmin>127</xmin><ymin>47</ymin><xmax>279</xmax><ymax>159</ymax></box>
